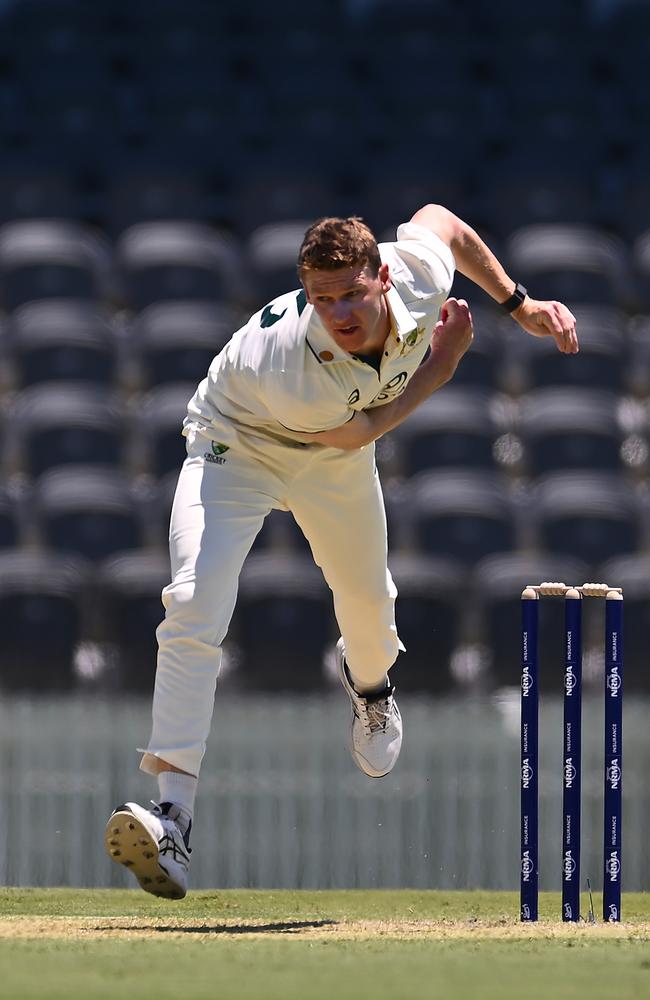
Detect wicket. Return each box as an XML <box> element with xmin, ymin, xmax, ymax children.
<box><xmin>520</xmin><ymin>582</ymin><xmax>623</xmax><ymax>923</ymax></box>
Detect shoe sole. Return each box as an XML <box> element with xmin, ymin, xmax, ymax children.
<box><xmin>104</xmin><ymin>809</ymin><xmax>186</xmax><ymax>900</ymax></box>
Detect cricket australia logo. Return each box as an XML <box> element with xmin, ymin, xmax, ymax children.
<box><xmin>399</xmin><ymin>326</ymin><xmax>425</xmax><ymax>355</ymax></box>
<box><xmin>204</xmin><ymin>441</ymin><xmax>230</xmax><ymax>465</ymax></box>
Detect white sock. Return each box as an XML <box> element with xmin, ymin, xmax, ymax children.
<box><xmin>349</xmin><ymin>671</ymin><xmax>389</xmax><ymax>696</ymax></box>
<box><xmin>157</xmin><ymin>771</ymin><xmax>197</xmax><ymax>833</ymax></box>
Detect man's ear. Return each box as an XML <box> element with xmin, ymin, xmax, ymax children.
<box><xmin>379</xmin><ymin>262</ymin><xmax>391</xmax><ymax>292</ymax></box>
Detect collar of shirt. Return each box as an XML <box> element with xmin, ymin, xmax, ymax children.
<box><xmin>304</xmin><ymin>283</ymin><xmax>418</xmax><ymax>365</ymax></box>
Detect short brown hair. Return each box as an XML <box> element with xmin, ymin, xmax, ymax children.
<box><xmin>297</xmin><ymin>217</ymin><xmax>381</xmax><ymax>279</ymax></box>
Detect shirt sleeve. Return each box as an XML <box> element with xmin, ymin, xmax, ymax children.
<box><xmin>262</xmin><ymin>370</ymin><xmax>354</xmax><ymax>434</ymax></box>
<box><xmin>391</xmin><ymin>221</ymin><xmax>456</xmax><ymax>300</ymax></box>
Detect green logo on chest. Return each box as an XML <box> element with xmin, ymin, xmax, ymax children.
<box><xmin>212</xmin><ymin>441</ymin><xmax>230</xmax><ymax>456</ymax></box>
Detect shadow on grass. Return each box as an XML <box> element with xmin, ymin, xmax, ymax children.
<box><xmin>96</xmin><ymin>919</ymin><xmax>338</xmax><ymax>935</ymax></box>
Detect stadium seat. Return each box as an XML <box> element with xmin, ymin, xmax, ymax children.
<box><xmin>135</xmin><ymin>383</ymin><xmax>194</xmax><ymax>477</ymax></box>
<box><xmin>106</xmin><ymin>171</ymin><xmax>213</xmax><ymax>237</ymax></box>
<box><xmin>632</xmin><ymin>229</ymin><xmax>650</xmax><ymax>309</ymax></box>
<box><xmin>0</xmin><ymin>549</ymin><xmax>91</xmax><ymax>691</ymax></box>
<box><xmin>235</xmin><ymin>171</ymin><xmax>345</xmax><ymax>238</ymax></box>
<box><xmin>517</xmin><ymin>388</ymin><xmax>623</xmax><ymax>476</ymax></box>
<box><xmin>246</xmin><ymin>222</ymin><xmax>309</xmax><ymax>308</ymax></box>
<box><xmin>403</xmin><ymin>469</ymin><xmax>518</xmax><ymax>564</ymax></box>
<box><xmin>96</xmin><ymin>550</ymin><xmax>170</xmax><ymax>693</ymax></box>
<box><xmin>9</xmin><ymin>382</ymin><xmax>124</xmax><ymax>477</ymax></box>
<box><xmin>0</xmin><ymin>169</ymin><xmax>80</xmax><ymax>225</ymax></box>
<box><xmin>447</xmin><ymin>305</ymin><xmax>505</xmax><ymax>390</ymax></box>
<box><xmin>7</xmin><ymin>299</ymin><xmax>117</xmax><ymax>387</ymax></box>
<box><xmin>115</xmin><ymin>222</ymin><xmax>247</xmax><ymax>310</ymax></box>
<box><xmin>129</xmin><ymin>301</ymin><xmax>237</xmax><ymax>387</ymax></box>
<box><xmin>505</xmin><ymin>225</ymin><xmax>629</xmax><ymax>306</ymax></box>
<box><xmin>472</xmin><ymin>552</ymin><xmax>591</xmax><ymax>691</ymax></box>
<box><xmin>0</xmin><ymin>220</ymin><xmax>111</xmax><ymax>310</ymax></box>
<box><xmin>599</xmin><ymin>553</ymin><xmax>650</xmax><ymax>693</ymax></box>
<box><xmin>533</xmin><ymin>472</ymin><xmax>641</xmax><ymax>568</ymax></box>
<box><xmin>389</xmin><ymin>552</ymin><xmax>466</xmax><ymax>693</ymax></box>
<box><xmin>391</xmin><ymin>386</ymin><xmax>503</xmax><ymax>477</ymax></box>
<box><xmin>231</xmin><ymin>552</ymin><xmax>335</xmax><ymax>691</ymax></box>
<box><xmin>478</xmin><ymin>163</ymin><xmax>597</xmax><ymax>239</ymax></box>
<box><xmin>35</xmin><ymin>465</ymin><xmax>144</xmax><ymax>561</ymax></box>
<box><xmin>511</xmin><ymin>306</ymin><xmax>629</xmax><ymax>392</ymax></box>
<box><xmin>0</xmin><ymin>487</ymin><xmax>21</xmax><ymax>548</ymax></box>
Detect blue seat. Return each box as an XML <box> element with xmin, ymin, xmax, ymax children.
<box><xmin>35</xmin><ymin>465</ymin><xmax>144</xmax><ymax>561</ymax></box>
<box><xmin>130</xmin><ymin>301</ymin><xmax>236</xmax><ymax>387</ymax></box>
<box><xmin>512</xmin><ymin>306</ymin><xmax>629</xmax><ymax>391</ymax></box>
<box><xmin>11</xmin><ymin>382</ymin><xmax>124</xmax><ymax>476</ymax></box>
<box><xmin>232</xmin><ymin>553</ymin><xmax>335</xmax><ymax>691</ymax></box>
<box><xmin>0</xmin><ymin>549</ymin><xmax>91</xmax><ymax>692</ymax></box>
<box><xmin>534</xmin><ymin>472</ymin><xmax>641</xmax><ymax>568</ymax></box>
<box><xmin>97</xmin><ymin>550</ymin><xmax>171</xmax><ymax>693</ymax></box>
<box><xmin>115</xmin><ymin>222</ymin><xmax>247</xmax><ymax>310</ymax></box>
<box><xmin>405</xmin><ymin>469</ymin><xmax>518</xmax><ymax>564</ymax></box>
<box><xmin>0</xmin><ymin>487</ymin><xmax>20</xmax><ymax>548</ymax></box>
<box><xmin>517</xmin><ymin>388</ymin><xmax>623</xmax><ymax>476</ymax></box>
<box><xmin>389</xmin><ymin>553</ymin><xmax>466</xmax><ymax>693</ymax></box>
<box><xmin>392</xmin><ymin>386</ymin><xmax>502</xmax><ymax>476</ymax></box>
<box><xmin>505</xmin><ymin>224</ymin><xmax>629</xmax><ymax>306</ymax></box>
<box><xmin>0</xmin><ymin>220</ymin><xmax>111</xmax><ymax>310</ymax></box>
<box><xmin>8</xmin><ymin>299</ymin><xmax>117</xmax><ymax>386</ymax></box>
<box><xmin>136</xmin><ymin>382</ymin><xmax>195</xmax><ymax>477</ymax></box>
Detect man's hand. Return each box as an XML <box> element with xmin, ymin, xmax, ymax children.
<box><xmin>427</xmin><ymin>297</ymin><xmax>474</xmax><ymax>378</ymax></box>
<box><xmin>512</xmin><ymin>297</ymin><xmax>579</xmax><ymax>354</ymax></box>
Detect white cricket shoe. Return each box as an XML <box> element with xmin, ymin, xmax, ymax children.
<box><xmin>104</xmin><ymin>801</ymin><xmax>191</xmax><ymax>899</ymax></box>
<box><xmin>336</xmin><ymin>638</ymin><xmax>403</xmax><ymax>778</ymax></box>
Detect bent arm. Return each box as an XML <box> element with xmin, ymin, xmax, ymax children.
<box><xmin>410</xmin><ymin>204</ymin><xmax>578</xmax><ymax>354</ymax></box>
<box><xmin>300</xmin><ymin>298</ymin><xmax>473</xmax><ymax>450</ymax></box>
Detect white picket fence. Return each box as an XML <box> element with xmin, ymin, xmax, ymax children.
<box><xmin>1</xmin><ymin>694</ymin><xmax>648</xmax><ymax>891</ymax></box>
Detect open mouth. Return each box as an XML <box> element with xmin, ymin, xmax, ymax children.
<box><xmin>336</xmin><ymin>325</ymin><xmax>359</xmax><ymax>336</ymax></box>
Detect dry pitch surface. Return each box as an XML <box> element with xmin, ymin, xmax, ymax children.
<box><xmin>1</xmin><ymin>915</ymin><xmax>650</xmax><ymax>941</ymax></box>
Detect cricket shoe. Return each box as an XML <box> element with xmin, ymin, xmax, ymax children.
<box><xmin>104</xmin><ymin>801</ymin><xmax>191</xmax><ymax>899</ymax></box>
<box><xmin>336</xmin><ymin>638</ymin><xmax>402</xmax><ymax>778</ymax></box>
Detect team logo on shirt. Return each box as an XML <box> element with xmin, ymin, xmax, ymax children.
<box><xmin>204</xmin><ymin>441</ymin><xmax>230</xmax><ymax>465</ymax></box>
<box><xmin>399</xmin><ymin>326</ymin><xmax>425</xmax><ymax>356</ymax></box>
<box><xmin>372</xmin><ymin>371</ymin><xmax>408</xmax><ymax>403</ymax></box>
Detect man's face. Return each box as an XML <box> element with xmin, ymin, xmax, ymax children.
<box><xmin>303</xmin><ymin>262</ymin><xmax>392</xmax><ymax>357</ymax></box>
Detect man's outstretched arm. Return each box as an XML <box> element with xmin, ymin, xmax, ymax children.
<box><xmin>410</xmin><ymin>203</ymin><xmax>579</xmax><ymax>355</ymax></box>
<box><xmin>302</xmin><ymin>298</ymin><xmax>473</xmax><ymax>451</ymax></box>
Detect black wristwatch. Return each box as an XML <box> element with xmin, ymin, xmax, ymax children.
<box><xmin>500</xmin><ymin>282</ymin><xmax>527</xmax><ymax>314</ymax></box>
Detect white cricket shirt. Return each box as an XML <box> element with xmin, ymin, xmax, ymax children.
<box><xmin>185</xmin><ymin>222</ymin><xmax>455</xmax><ymax>445</ymax></box>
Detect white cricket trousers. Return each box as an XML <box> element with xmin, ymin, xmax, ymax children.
<box><xmin>141</xmin><ymin>425</ymin><xmax>402</xmax><ymax>777</ymax></box>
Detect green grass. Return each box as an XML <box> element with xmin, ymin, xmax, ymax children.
<box><xmin>0</xmin><ymin>889</ymin><xmax>649</xmax><ymax>1000</ymax></box>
